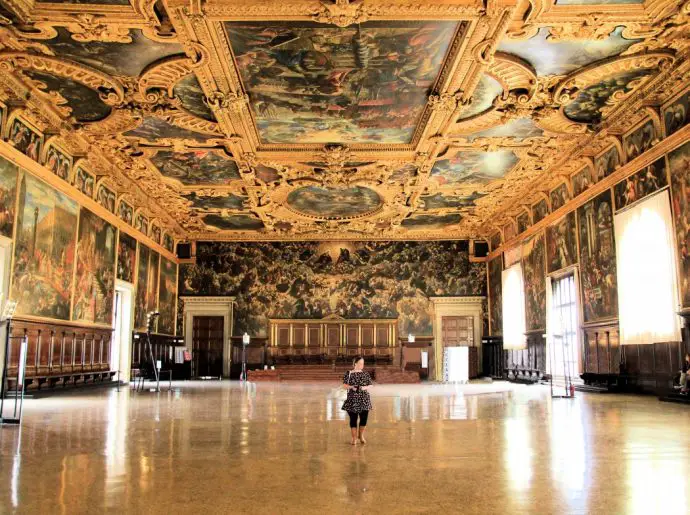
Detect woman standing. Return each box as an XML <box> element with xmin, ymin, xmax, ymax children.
<box><xmin>342</xmin><ymin>356</ymin><xmax>373</xmax><ymax>445</ymax></box>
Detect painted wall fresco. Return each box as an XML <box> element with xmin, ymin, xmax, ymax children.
<box><xmin>564</xmin><ymin>69</ymin><xmax>652</xmax><ymax>124</ymax></box>
<box><xmin>117</xmin><ymin>231</ymin><xmax>137</xmax><ymax>284</ymax></box>
<box><xmin>578</xmin><ymin>190</ymin><xmax>618</xmax><ymax>322</ymax></box>
<box><xmin>203</xmin><ymin>214</ymin><xmax>264</xmax><ymax>231</ymax></box>
<box><xmin>522</xmin><ymin>233</ymin><xmax>546</xmax><ymax>331</ymax></box>
<box><xmin>669</xmin><ymin>141</ymin><xmax>690</xmax><ymax>306</ymax></box>
<box><xmin>624</xmin><ymin>119</ymin><xmax>658</xmax><ymax>162</ymax></box>
<box><xmin>124</xmin><ymin>117</ymin><xmax>215</xmax><ymax>142</ymax></box>
<box><xmin>118</xmin><ymin>200</ymin><xmax>133</xmax><ymax>224</ymax></box>
<box><xmin>173</xmin><ymin>74</ymin><xmax>217</xmax><ymax>122</ymax></box>
<box><xmin>44</xmin><ymin>145</ymin><xmax>72</xmax><ymax>181</ymax></box>
<box><xmin>11</xmin><ymin>173</ymin><xmax>78</xmax><ymax>320</ymax></box>
<box><xmin>664</xmin><ymin>89</ymin><xmax>690</xmax><ymax>137</ymax></box>
<box><xmin>431</xmin><ymin>150</ymin><xmax>519</xmax><ymax>185</ymax></box>
<box><xmin>225</xmin><ymin>21</ymin><xmax>461</xmax><ymax>144</ymax></box>
<box><xmin>42</xmin><ymin>28</ymin><xmax>184</xmax><ymax>78</ymax></box>
<box><xmin>134</xmin><ymin>244</ymin><xmax>149</xmax><ymax>329</ymax></box>
<box><xmin>9</xmin><ymin>118</ymin><xmax>42</xmax><ymax>161</ymax></box>
<box><xmin>151</xmin><ymin>151</ymin><xmax>240</xmax><ymax>185</ymax></box>
<box><xmin>0</xmin><ymin>156</ymin><xmax>17</xmax><ymax>238</ymax></box>
<box><xmin>400</xmin><ymin>213</ymin><xmax>461</xmax><ymax>229</ymax></box>
<box><xmin>184</xmin><ymin>192</ymin><xmax>247</xmax><ymax>210</ymax></box>
<box><xmin>72</xmin><ymin>208</ymin><xmax>116</xmax><ymax>325</ymax></box>
<box><xmin>487</xmin><ymin>254</ymin><xmax>503</xmax><ymax>336</ymax></box>
<box><xmin>96</xmin><ymin>184</ymin><xmax>116</xmax><ymax>212</ymax></box>
<box><xmin>287</xmin><ymin>186</ymin><xmax>381</xmax><ymax>218</ymax></box>
<box><xmin>550</xmin><ymin>183</ymin><xmax>570</xmax><ymax>211</ymax></box>
<box><xmin>459</xmin><ymin>74</ymin><xmax>503</xmax><ymax>120</ymax></box>
<box><xmin>180</xmin><ymin>241</ymin><xmax>486</xmax><ymax>337</ymax></box>
<box><xmin>572</xmin><ymin>166</ymin><xmax>593</xmax><ymax>197</ymax></box>
<box><xmin>26</xmin><ymin>70</ymin><xmax>112</xmax><ymax>123</ymax></box>
<box><xmin>594</xmin><ymin>145</ymin><xmax>620</xmax><ymax>182</ymax></box>
<box><xmin>74</xmin><ymin>166</ymin><xmax>95</xmax><ymax>197</ymax></box>
<box><xmin>158</xmin><ymin>257</ymin><xmax>177</xmax><ymax>335</ymax></box>
<box><xmin>546</xmin><ymin>212</ymin><xmax>578</xmax><ymax>273</ymax></box>
<box><xmin>533</xmin><ymin>199</ymin><xmax>549</xmax><ymax>224</ymax></box>
<box><xmin>497</xmin><ymin>26</ymin><xmax>638</xmax><ymax>76</ymax></box>
<box><xmin>517</xmin><ymin>212</ymin><xmax>530</xmax><ymax>234</ymax></box>
<box><xmin>614</xmin><ymin>157</ymin><xmax>668</xmax><ymax>211</ymax></box>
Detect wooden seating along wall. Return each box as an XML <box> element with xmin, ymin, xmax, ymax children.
<box><xmin>268</xmin><ymin>317</ymin><xmax>398</xmax><ymax>364</ymax></box>
<box><xmin>131</xmin><ymin>332</ymin><xmax>186</xmax><ymax>379</ymax></box>
<box><xmin>7</xmin><ymin>319</ymin><xmax>115</xmax><ymax>390</ymax></box>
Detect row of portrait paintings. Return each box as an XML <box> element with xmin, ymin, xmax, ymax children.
<box><xmin>0</xmin><ymin>156</ymin><xmax>177</xmax><ymax>332</ymax></box>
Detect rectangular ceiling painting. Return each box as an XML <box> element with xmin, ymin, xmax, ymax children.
<box><xmin>225</xmin><ymin>21</ymin><xmax>461</xmax><ymax>144</ymax></box>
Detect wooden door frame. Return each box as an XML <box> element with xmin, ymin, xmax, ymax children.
<box><xmin>430</xmin><ymin>296</ymin><xmax>485</xmax><ymax>382</ymax></box>
<box><xmin>181</xmin><ymin>296</ymin><xmax>235</xmax><ymax>377</ymax></box>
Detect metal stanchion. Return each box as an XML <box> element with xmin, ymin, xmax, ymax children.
<box><xmin>1</xmin><ymin>300</ymin><xmax>28</xmax><ymax>426</ymax></box>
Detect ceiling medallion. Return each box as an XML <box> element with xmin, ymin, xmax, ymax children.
<box><xmin>286</xmin><ymin>185</ymin><xmax>382</xmax><ymax>220</ymax></box>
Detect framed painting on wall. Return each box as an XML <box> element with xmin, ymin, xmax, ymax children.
<box><xmin>11</xmin><ymin>172</ymin><xmax>79</xmax><ymax>320</ymax></box>
<box><xmin>663</xmin><ymin>88</ymin><xmax>690</xmax><ymax>138</ymax></box>
<box><xmin>488</xmin><ymin>254</ymin><xmax>503</xmax><ymax>336</ymax></box>
<box><xmin>44</xmin><ymin>143</ymin><xmax>73</xmax><ymax>182</ymax></box>
<box><xmin>150</xmin><ymin>224</ymin><xmax>161</xmax><ymax>244</ymax></box>
<box><xmin>118</xmin><ymin>200</ymin><xmax>133</xmax><ymax>225</ymax></box>
<box><xmin>96</xmin><ymin>183</ymin><xmax>116</xmax><ymax>213</ymax></box>
<box><xmin>0</xmin><ymin>155</ymin><xmax>18</xmax><ymax>239</ymax></box>
<box><xmin>577</xmin><ymin>190</ymin><xmax>618</xmax><ymax>322</ymax></box>
<box><xmin>533</xmin><ymin>199</ymin><xmax>549</xmax><ymax>224</ymax></box>
<box><xmin>623</xmin><ymin>119</ymin><xmax>657</xmax><ymax>162</ymax></box>
<box><xmin>134</xmin><ymin>244</ymin><xmax>150</xmax><ymax>330</ymax></box>
<box><xmin>517</xmin><ymin>211</ymin><xmax>530</xmax><ymax>234</ymax></box>
<box><xmin>669</xmin><ymin>141</ymin><xmax>690</xmax><ymax>307</ymax></box>
<box><xmin>594</xmin><ymin>146</ymin><xmax>620</xmax><ymax>182</ymax></box>
<box><xmin>490</xmin><ymin>232</ymin><xmax>501</xmax><ymax>251</ymax></box>
<box><xmin>135</xmin><ymin>213</ymin><xmax>149</xmax><ymax>235</ymax></box>
<box><xmin>546</xmin><ymin>212</ymin><xmax>578</xmax><ymax>274</ymax></box>
<box><xmin>158</xmin><ymin>257</ymin><xmax>178</xmax><ymax>335</ymax></box>
<box><xmin>550</xmin><ymin>182</ymin><xmax>570</xmax><ymax>211</ymax></box>
<box><xmin>74</xmin><ymin>166</ymin><xmax>95</xmax><ymax>198</ymax></box>
<box><xmin>614</xmin><ymin>157</ymin><xmax>668</xmax><ymax>211</ymax></box>
<box><xmin>522</xmin><ymin>232</ymin><xmax>546</xmax><ymax>332</ymax></box>
<box><xmin>8</xmin><ymin>117</ymin><xmax>43</xmax><ymax>162</ymax></box>
<box><xmin>163</xmin><ymin>232</ymin><xmax>174</xmax><ymax>252</ymax></box>
<box><xmin>117</xmin><ymin>231</ymin><xmax>137</xmax><ymax>284</ymax></box>
<box><xmin>572</xmin><ymin>166</ymin><xmax>593</xmax><ymax>197</ymax></box>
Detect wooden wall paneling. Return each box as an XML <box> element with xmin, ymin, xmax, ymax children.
<box><xmin>362</xmin><ymin>324</ymin><xmax>374</xmax><ymax>348</ymax></box>
<box><xmin>609</xmin><ymin>330</ymin><xmax>620</xmax><ymax>375</ymax></box>
<box><xmin>277</xmin><ymin>326</ymin><xmax>290</xmax><ymax>347</ymax></box>
<box><xmin>638</xmin><ymin>345</ymin><xmax>654</xmax><ymax>375</ymax></box>
<box><xmin>597</xmin><ymin>331</ymin><xmax>610</xmax><ymax>375</ymax></box>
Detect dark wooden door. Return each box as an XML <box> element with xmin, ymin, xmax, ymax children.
<box><xmin>192</xmin><ymin>316</ymin><xmax>224</xmax><ymax>377</ymax></box>
<box><xmin>441</xmin><ymin>316</ymin><xmax>473</xmax><ymax>347</ymax></box>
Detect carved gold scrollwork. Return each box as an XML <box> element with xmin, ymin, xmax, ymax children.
<box><xmin>311</xmin><ymin>0</ymin><xmax>380</xmax><ymax>28</ymax></box>
<box><xmin>64</xmin><ymin>15</ymin><xmax>133</xmax><ymax>44</ymax></box>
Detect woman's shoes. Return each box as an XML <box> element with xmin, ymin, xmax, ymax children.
<box><xmin>351</xmin><ymin>438</ymin><xmax>357</xmax><ymax>445</ymax></box>
<box><xmin>358</xmin><ymin>436</ymin><xmax>366</xmax><ymax>445</ymax></box>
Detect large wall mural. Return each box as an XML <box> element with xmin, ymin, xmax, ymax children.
<box><xmin>577</xmin><ymin>191</ymin><xmax>618</xmax><ymax>322</ymax></box>
<box><xmin>11</xmin><ymin>173</ymin><xmax>78</xmax><ymax>320</ymax></box>
<box><xmin>134</xmin><ymin>244</ymin><xmax>150</xmax><ymax>329</ymax></box>
<box><xmin>117</xmin><ymin>231</ymin><xmax>137</xmax><ymax>283</ymax></box>
<box><xmin>487</xmin><ymin>254</ymin><xmax>502</xmax><ymax>335</ymax></box>
<box><xmin>669</xmin><ymin>141</ymin><xmax>690</xmax><ymax>307</ymax></box>
<box><xmin>179</xmin><ymin>241</ymin><xmax>486</xmax><ymax>337</ymax></box>
<box><xmin>158</xmin><ymin>256</ymin><xmax>177</xmax><ymax>335</ymax></box>
<box><xmin>0</xmin><ymin>155</ymin><xmax>18</xmax><ymax>238</ymax></box>
<box><xmin>546</xmin><ymin>212</ymin><xmax>578</xmax><ymax>273</ymax></box>
<box><xmin>225</xmin><ymin>21</ymin><xmax>462</xmax><ymax>144</ymax></box>
<box><xmin>522</xmin><ymin>233</ymin><xmax>546</xmax><ymax>331</ymax></box>
<box><xmin>614</xmin><ymin>157</ymin><xmax>668</xmax><ymax>211</ymax></box>
<box><xmin>72</xmin><ymin>208</ymin><xmax>116</xmax><ymax>325</ymax></box>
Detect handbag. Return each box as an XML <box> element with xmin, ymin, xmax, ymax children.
<box><xmin>330</xmin><ymin>371</ymin><xmax>350</xmax><ymax>400</ymax></box>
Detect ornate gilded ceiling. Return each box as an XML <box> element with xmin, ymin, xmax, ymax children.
<box><xmin>0</xmin><ymin>0</ymin><xmax>688</xmax><ymax>243</ymax></box>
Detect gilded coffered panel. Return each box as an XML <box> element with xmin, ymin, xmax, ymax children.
<box><xmin>0</xmin><ymin>0</ymin><xmax>685</xmax><ymax>242</ymax></box>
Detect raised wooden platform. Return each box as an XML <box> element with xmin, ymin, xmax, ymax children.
<box><xmin>247</xmin><ymin>365</ymin><xmax>421</xmax><ymax>384</ymax></box>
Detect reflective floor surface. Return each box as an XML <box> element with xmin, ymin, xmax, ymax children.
<box><xmin>1</xmin><ymin>381</ymin><xmax>689</xmax><ymax>514</ymax></box>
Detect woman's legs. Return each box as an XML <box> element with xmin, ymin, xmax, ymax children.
<box><xmin>348</xmin><ymin>412</ymin><xmax>358</xmax><ymax>444</ymax></box>
<box><xmin>358</xmin><ymin>411</ymin><xmax>369</xmax><ymax>444</ymax></box>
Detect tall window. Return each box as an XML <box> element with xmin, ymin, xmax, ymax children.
<box><xmin>613</xmin><ymin>191</ymin><xmax>681</xmax><ymax>345</ymax></box>
<box><xmin>550</xmin><ymin>274</ymin><xmax>579</xmax><ymax>378</ymax></box>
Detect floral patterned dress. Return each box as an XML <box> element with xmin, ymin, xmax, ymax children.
<box><xmin>341</xmin><ymin>370</ymin><xmax>373</xmax><ymax>413</ymax></box>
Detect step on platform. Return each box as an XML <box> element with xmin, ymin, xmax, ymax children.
<box><xmin>247</xmin><ymin>365</ymin><xmax>420</xmax><ymax>384</ymax></box>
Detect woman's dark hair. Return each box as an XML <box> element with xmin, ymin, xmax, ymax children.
<box><xmin>353</xmin><ymin>356</ymin><xmax>364</xmax><ymax>366</ymax></box>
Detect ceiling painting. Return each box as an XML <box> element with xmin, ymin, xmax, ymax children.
<box><xmin>0</xmin><ymin>0</ymin><xmax>684</xmax><ymax>242</ymax></box>
<box><xmin>225</xmin><ymin>21</ymin><xmax>462</xmax><ymax>144</ymax></box>
<box><xmin>173</xmin><ymin>75</ymin><xmax>217</xmax><ymax>122</ymax></box>
<box><xmin>150</xmin><ymin>151</ymin><xmax>241</xmax><ymax>186</ymax></box>
<box><xmin>498</xmin><ymin>26</ymin><xmax>639</xmax><ymax>77</ymax></box>
<box><xmin>563</xmin><ymin>69</ymin><xmax>653</xmax><ymax>125</ymax></box>
<box><xmin>431</xmin><ymin>150</ymin><xmax>520</xmax><ymax>185</ymax></box>
<box><xmin>25</xmin><ymin>70</ymin><xmax>112</xmax><ymax>123</ymax></box>
<box><xmin>42</xmin><ymin>28</ymin><xmax>184</xmax><ymax>78</ymax></box>
<box><xmin>287</xmin><ymin>186</ymin><xmax>382</xmax><ymax>219</ymax></box>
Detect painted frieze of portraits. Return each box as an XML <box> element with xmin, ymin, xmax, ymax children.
<box><xmin>533</xmin><ymin>199</ymin><xmax>549</xmax><ymax>224</ymax></box>
<box><xmin>135</xmin><ymin>213</ymin><xmax>149</xmax><ymax>235</ymax></box>
<box><xmin>117</xmin><ymin>231</ymin><xmax>137</xmax><ymax>284</ymax></box>
<box><xmin>72</xmin><ymin>208</ymin><xmax>116</xmax><ymax>325</ymax></box>
<box><xmin>614</xmin><ymin>158</ymin><xmax>668</xmax><ymax>211</ymax></box>
<box><xmin>517</xmin><ymin>211</ymin><xmax>530</xmax><ymax>234</ymax></box>
<box><xmin>150</xmin><ymin>225</ymin><xmax>162</xmax><ymax>244</ymax></box>
<box><xmin>11</xmin><ymin>172</ymin><xmax>78</xmax><ymax>320</ymax></box>
<box><xmin>488</xmin><ymin>254</ymin><xmax>503</xmax><ymax>336</ymax></box>
<box><xmin>669</xmin><ymin>141</ymin><xmax>690</xmax><ymax>307</ymax></box>
<box><xmin>577</xmin><ymin>190</ymin><xmax>618</xmax><ymax>322</ymax></box>
<box><xmin>96</xmin><ymin>184</ymin><xmax>116</xmax><ymax>213</ymax></box>
<box><xmin>624</xmin><ymin>119</ymin><xmax>658</xmax><ymax>162</ymax></box>
<box><xmin>44</xmin><ymin>144</ymin><xmax>72</xmax><ymax>182</ymax></box>
<box><xmin>0</xmin><ymin>155</ymin><xmax>18</xmax><ymax>239</ymax></box>
<box><xmin>74</xmin><ymin>166</ymin><xmax>95</xmax><ymax>198</ymax></box>
<box><xmin>522</xmin><ymin>232</ymin><xmax>546</xmax><ymax>331</ymax></box>
<box><xmin>157</xmin><ymin>257</ymin><xmax>178</xmax><ymax>335</ymax></box>
<box><xmin>490</xmin><ymin>232</ymin><xmax>501</xmax><ymax>251</ymax></box>
<box><xmin>546</xmin><ymin>212</ymin><xmax>578</xmax><ymax>273</ymax></box>
<box><xmin>550</xmin><ymin>183</ymin><xmax>570</xmax><ymax>211</ymax></box>
<box><xmin>118</xmin><ymin>200</ymin><xmax>133</xmax><ymax>225</ymax></box>
<box><xmin>594</xmin><ymin>146</ymin><xmax>620</xmax><ymax>182</ymax></box>
<box><xmin>572</xmin><ymin>166</ymin><xmax>593</xmax><ymax>197</ymax></box>
<box><xmin>163</xmin><ymin>233</ymin><xmax>174</xmax><ymax>252</ymax></box>
<box><xmin>664</xmin><ymin>89</ymin><xmax>690</xmax><ymax>138</ymax></box>
<box><xmin>8</xmin><ymin>118</ymin><xmax>43</xmax><ymax>162</ymax></box>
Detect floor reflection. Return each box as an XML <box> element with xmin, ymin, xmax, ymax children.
<box><xmin>0</xmin><ymin>382</ymin><xmax>688</xmax><ymax>514</ymax></box>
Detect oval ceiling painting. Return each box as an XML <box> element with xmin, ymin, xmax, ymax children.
<box><xmin>287</xmin><ymin>186</ymin><xmax>382</xmax><ymax>219</ymax></box>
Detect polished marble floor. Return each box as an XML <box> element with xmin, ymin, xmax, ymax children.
<box><xmin>0</xmin><ymin>380</ymin><xmax>689</xmax><ymax>514</ymax></box>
